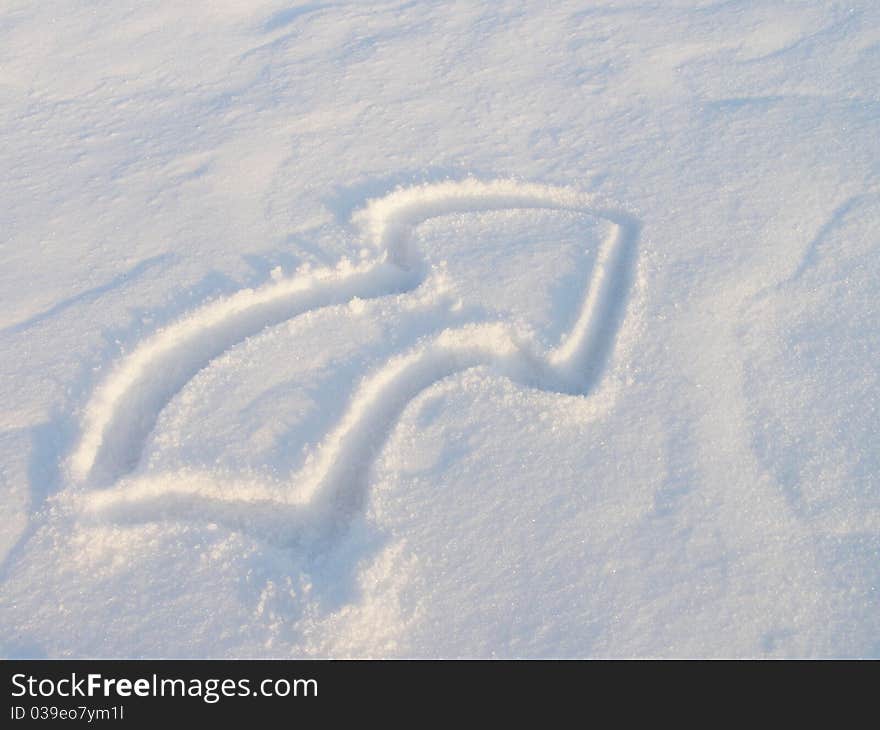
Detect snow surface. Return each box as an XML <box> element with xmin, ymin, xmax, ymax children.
<box><xmin>0</xmin><ymin>0</ymin><xmax>878</xmax><ymax>658</ymax></box>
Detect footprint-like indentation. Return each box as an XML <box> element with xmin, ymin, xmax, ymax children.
<box><xmin>69</xmin><ymin>179</ymin><xmax>641</xmax><ymax>545</ymax></box>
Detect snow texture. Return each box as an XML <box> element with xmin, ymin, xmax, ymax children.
<box><xmin>0</xmin><ymin>0</ymin><xmax>878</xmax><ymax>657</ymax></box>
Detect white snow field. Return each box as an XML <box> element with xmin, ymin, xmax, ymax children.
<box><xmin>0</xmin><ymin>0</ymin><xmax>878</xmax><ymax>658</ymax></box>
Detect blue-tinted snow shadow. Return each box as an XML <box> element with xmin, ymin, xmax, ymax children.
<box><xmin>0</xmin><ymin>637</ymin><xmax>47</xmax><ymax>659</ymax></box>
<box><xmin>0</xmin><ymin>253</ymin><xmax>174</xmax><ymax>338</ymax></box>
<box><xmin>0</xmin><ymin>412</ymin><xmax>76</xmax><ymax>588</ymax></box>
<box><xmin>262</xmin><ymin>4</ymin><xmax>334</xmax><ymax>33</ymax></box>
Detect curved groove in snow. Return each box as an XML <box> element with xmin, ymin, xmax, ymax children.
<box><xmin>70</xmin><ymin>178</ymin><xmax>641</xmax><ymax>544</ymax></box>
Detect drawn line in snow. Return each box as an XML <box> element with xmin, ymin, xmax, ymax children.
<box><xmin>69</xmin><ymin>179</ymin><xmax>640</xmax><ymax>545</ymax></box>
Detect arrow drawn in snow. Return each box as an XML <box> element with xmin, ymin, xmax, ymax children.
<box><xmin>67</xmin><ymin>179</ymin><xmax>641</xmax><ymax>545</ymax></box>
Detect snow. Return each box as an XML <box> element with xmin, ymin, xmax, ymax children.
<box><xmin>0</xmin><ymin>0</ymin><xmax>878</xmax><ymax>658</ymax></box>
